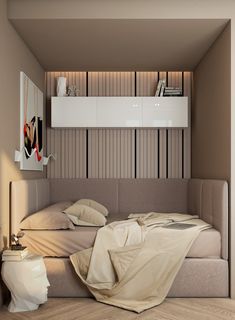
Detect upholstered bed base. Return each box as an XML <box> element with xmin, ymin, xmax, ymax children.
<box><xmin>44</xmin><ymin>258</ymin><xmax>229</xmax><ymax>298</ymax></box>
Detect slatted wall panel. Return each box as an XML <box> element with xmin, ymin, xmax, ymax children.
<box><xmin>88</xmin><ymin>72</ymin><xmax>135</xmax><ymax>178</ymax></box>
<box><xmin>46</xmin><ymin>71</ymin><xmax>191</xmax><ymax>179</ymax></box>
<box><xmin>136</xmin><ymin>129</ymin><xmax>159</xmax><ymax>178</ymax></box>
<box><xmin>136</xmin><ymin>72</ymin><xmax>169</xmax><ymax>178</ymax></box>
<box><xmin>88</xmin><ymin>72</ymin><xmax>135</xmax><ymax>96</ymax></box>
<box><xmin>46</xmin><ymin>72</ymin><xmax>87</xmax><ymax>178</ymax></box>
<box><xmin>183</xmin><ymin>72</ymin><xmax>191</xmax><ymax>178</ymax></box>
<box><xmin>88</xmin><ymin>129</ymin><xmax>135</xmax><ymax>178</ymax></box>
<box><xmin>167</xmin><ymin>72</ymin><xmax>183</xmax><ymax>178</ymax></box>
<box><xmin>136</xmin><ymin>72</ymin><xmax>190</xmax><ymax>179</ymax></box>
<box><xmin>159</xmin><ymin>72</ymin><xmax>169</xmax><ymax>178</ymax></box>
<box><xmin>136</xmin><ymin>72</ymin><xmax>158</xmax><ymax>96</ymax></box>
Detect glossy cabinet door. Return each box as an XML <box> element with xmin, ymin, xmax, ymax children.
<box><xmin>51</xmin><ymin>96</ymin><xmax>188</xmax><ymax>128</ymax></box>
<box><xmin>142</xmin><ymin>97</ymin><xmax>188</xmax><ymax>127</ymax></box>
<box><xmin>96</xmin><ymin>97</ymin><xmax>142</xmax><ymax>127</ymax></box>
<box><xmin>51</xmin><ymin>97</ymin><xmax>96</xmax><ymax>127</ymax></box>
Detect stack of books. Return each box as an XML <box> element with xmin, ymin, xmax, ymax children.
<box><xmin>155</xmin><ymin>79</ymin><xmax>183</xmax><ymax>97</ymax></box>
<box><xmin>164</xmin><ymin>87</ymin><xmax>183</xmax><ymax>96</ymax></box>
<box><xmin>2</xmin><ymin>248</ymin><xmax>30</xmax><ymax>261</ymax></box>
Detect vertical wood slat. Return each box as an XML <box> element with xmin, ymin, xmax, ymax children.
<box><xmin>183</xmin><ymin>72</ymin><xmax>191</xmax><ymax>178</ymax></box>
<box><xmin>159</xmin><ymin>72</ymin><xmax>167</xmax><ymax>178</ymax></box>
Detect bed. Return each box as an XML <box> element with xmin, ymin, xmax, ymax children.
<box><xmin>10</xmin><ymin>178</ymin><xmax>229</xmax><ymax>298</ymax></box>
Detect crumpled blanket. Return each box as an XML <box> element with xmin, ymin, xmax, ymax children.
<box><xmin>70</xmin><ymin>213</ymin><xmax>211</xmax><ymax>313</ymax></box>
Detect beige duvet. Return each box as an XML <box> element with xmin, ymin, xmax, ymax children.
<box><xmin>70</xmin><ymin>213</ymin><xmax>211</xmax><ymax>313</ymax></box>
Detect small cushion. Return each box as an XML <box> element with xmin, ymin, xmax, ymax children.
<box><xmin>64</xmin><ymin>203</ymin><xmax>107</xmax><ymax>226</ymax></box>
<box><xmin>76</xmin><ymin>199</ymin><xmax>109</xmax><ymax>217</ymax></box>
<box><xmin>20</xmin><ymin>201</ymin><xmax>75</xmax><ymax>230</ymax></box>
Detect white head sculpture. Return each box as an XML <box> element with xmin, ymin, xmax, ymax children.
<box><xmin>2</xmin><ymin>256</ymin><xmax>50</xmax><ymax>312</ymax></box>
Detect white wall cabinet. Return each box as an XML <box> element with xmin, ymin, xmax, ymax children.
<box><xmin>51</xmin><ymin>96</ymin><xmax>188</xmax><ymax>128</ymax></box>
<box><xmin>142</xmin><ymin>97</ymin><xmax>188</xmax><ymax>127</ymax></box>
<box><xmin>96</xmin><ymin>97</ymin><xmax>142</xmax><ymax>127</ymax></box>
<box><xmin>51</xmin><ymin>97</ymin><xmax>96</xmax><ymax>127</ymax></box>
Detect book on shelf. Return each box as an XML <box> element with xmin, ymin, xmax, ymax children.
<box><xmin>164</xmin><ymin>89</ymin><xmax>182</xmax><ymax>92</ymax></box>
<box><xmin>160</xmin><ymin>79</ymin><xmax>166</xmax><ymax>96</ymax></box>
<box><xmin>3</xmin><ymin>247</ymin><xmax>28</xmax><ymax>255</ymax></box>
<box><xmin>155</xmin><ymin>79</ymin><xmax>183</xmax><ymax>97</ymax></box>
<box><xmin>155</xmin><ymin>79</ymin><xmax>163</xmax><ymax>96</ymax></box>
<box><xmin>2</xmin><ymin>255</ymin><xmax>30</xmax><ymax>261</ymax></box>
<box><xmin>164</xmin><ymin>87</ymin><xmax>182</xmax><ymax>90</ymax></box>
<box><xmin>163</xmin><ymin>87</ymin><xmax>183</xmax><ymax>96</ymax></box>
<box><xmin>164</xmin><ymin>92</ymin><xmax>183</xmax><ymax>96</ymax></box>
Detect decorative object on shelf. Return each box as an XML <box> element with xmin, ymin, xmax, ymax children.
<box><xmin>68</xmin><ymin>84</ymin><xmax>79</xmax><ymax>96</ymax></box>
<box><xmin>76</xmin><ymin>87</ymin><xmax>79</xmax><ymax>96</ymax></box>
<box><xmin>10</xmin><ymin>232</ymin><xmax>25</xmax><ymax>251</ymax></box>
<box><xmin>57</xmin><ymin>77</ymin><xmax>67</xmax><ymax>96</ymax></box>
<box><xmin>20</xmin><ymin>72</ymin><xmax>43</xmax><ymax>171</ymax></box>
<box><xmin>1</xmin><ymin>255</ymin><xmax>50</xmax><ymax>312</ymax></box>
<box><xmin>14</xmin><ymin>148</ymin><xmax>56</xmax><ymax>166</ymax></box>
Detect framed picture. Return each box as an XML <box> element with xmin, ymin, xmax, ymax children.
<box><xmin>20</xmin><ymin>72</ymin><xmax>43</xmax><ymax>171</ymax></box>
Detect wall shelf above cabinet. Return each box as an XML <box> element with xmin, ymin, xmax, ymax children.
<box><xmin>51</xmin><ymin>96</ymin><xmax>188</xmax><ymax>128</ymax></box>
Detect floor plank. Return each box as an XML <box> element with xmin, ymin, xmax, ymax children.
<box><xmin>0</xmin><ymin>298</ymin><xmax>235</xmax><ymax>320</ymax></box>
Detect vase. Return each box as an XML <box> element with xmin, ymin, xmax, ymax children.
<box><xmin>57</xmin><ymin>77</ymin><xmax>67</xmax><ymax>96</ymax></box>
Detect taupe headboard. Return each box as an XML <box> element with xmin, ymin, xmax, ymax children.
<box><xmin>10</xmin><ymin>178</ymin><xmax>188</xmax><ymax>234</ymax></box>
<box><xmin>11</xmin><ymin>179</ymin><xmax>50</xmax><ymax>234</ymax></box>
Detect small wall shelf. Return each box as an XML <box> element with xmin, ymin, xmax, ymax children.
<box><xmin>51</xmin><ymin>96</ymin><xmax>188</xmax><ymax>128</ymax></box>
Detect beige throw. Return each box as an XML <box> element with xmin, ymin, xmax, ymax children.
<box><xmin>70</xmin><ymin>213</ymin><xmax>211</xmax><ymax>313</ymax></box>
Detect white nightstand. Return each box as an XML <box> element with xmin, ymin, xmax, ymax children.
<box><xmin>1</xmin><ymin>254</ymin><xmax>50</xmax><ymax>312</ymax></box>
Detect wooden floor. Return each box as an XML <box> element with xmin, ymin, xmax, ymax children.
<box><xmin>0</xmin><ymin>298</ymin><xmax>235</xmax><ymax>320</ymax></box>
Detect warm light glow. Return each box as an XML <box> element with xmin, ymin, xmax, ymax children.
<box><xmin>0</xmin><ymin>151</ymin><xmax>24</xmax><ymax>248</ymax></box>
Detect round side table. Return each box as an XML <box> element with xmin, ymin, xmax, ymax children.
<box><xmin>1</xmin><ymin>254</ymin><xmax>50</xmax><ymax>312</ymax></box>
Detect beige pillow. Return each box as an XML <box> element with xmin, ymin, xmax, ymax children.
<box><xmin>64</xmin><ymin>203</ymin><xmax>107</xmax><ymax>226</ymax></box>
<box><xmin>20</xmin><ymin>201</ymin><xmax>75</xmax><ymax>230</ymax></box>
<box><xmin>76</xmin><ymin>199</ymin><xmax>109</xmax><ymax>217</ymax></box>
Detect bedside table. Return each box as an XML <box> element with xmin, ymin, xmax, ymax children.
<box><xmin>1</xmin><ymin>254</ymin><xmax>50</xmax><ymax>312</ymax></box>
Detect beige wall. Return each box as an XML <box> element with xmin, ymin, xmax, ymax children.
<box><xmin>192</xmin><ymin>24</ymin><xmax>231</xmax><ymax>181</ymax></box>
<box><xmin>0</xmin><ymin>0</ymin><xmax>46</xmax><ymax>256</ymax></box>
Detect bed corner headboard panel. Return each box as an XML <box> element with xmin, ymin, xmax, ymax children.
<box><xmin>11</xmin><ymin>179</ymin><xmax>50</xmax><ymax>234</ymax></box>
<box><xmin>188</xmin><ymin>179</ymin><xmax>228</xmax><ymax>260</ymax></box>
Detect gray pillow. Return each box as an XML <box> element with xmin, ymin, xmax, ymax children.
<box><xmin>20</xmin><ymin>201</ymin><xmax>75</xmax><ymax>230</ymax></box>
<box><xmin>64</xmin><ymin>203</ymin><xmax>107</xmax><ymax>226</ymax></box>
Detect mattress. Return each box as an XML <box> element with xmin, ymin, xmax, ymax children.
<box><xmin>21</xmin><ymin>212</ymin><xmax>221</xmax><ymax>258</ymax></box>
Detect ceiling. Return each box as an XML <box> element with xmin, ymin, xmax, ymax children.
<box><xmin>9</xmin><ymin>18</ymin><xmax>229</xmax><ymax>71</ymax></box>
